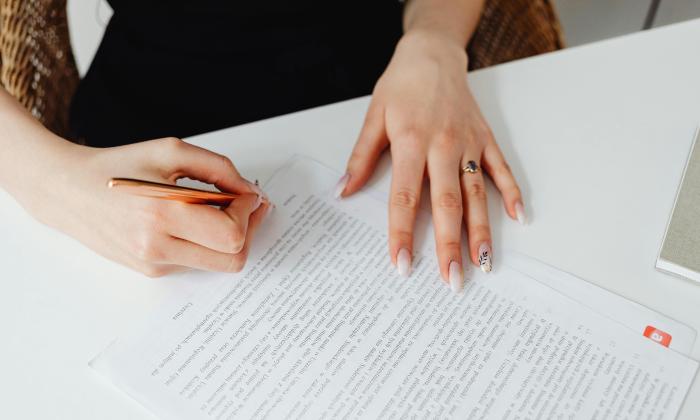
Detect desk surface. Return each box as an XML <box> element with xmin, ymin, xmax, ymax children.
<box><xmin>2</xmin><ymin>19</ymin><xmax>700</xmax><ymax>419</ymax></box>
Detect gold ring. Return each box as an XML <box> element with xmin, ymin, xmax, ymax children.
<box><xmin>461</xmin><ymin>160</ymin><xmax>480</xmax><ymax>175</ymax></box>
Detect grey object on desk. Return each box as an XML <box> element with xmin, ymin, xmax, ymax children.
<box><xmin>658</xmin><ymin>127</ymin><xmax>700</xmax><ymax>282</ymax></box>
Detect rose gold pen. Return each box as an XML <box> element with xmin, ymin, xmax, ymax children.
<box><xmin>107</xmin><ymin>178</ymin><xmax>267</xmax><ymax>206</ymax></box>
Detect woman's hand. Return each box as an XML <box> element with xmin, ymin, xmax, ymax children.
<box><xmin>15</xmin><ymin>137</ymin><xmax>269</xmax><ymax>277</ymax></box>
<box><xmin>339</xmin><ymin>30</ymin><xmax>525</xmax><ymax>291</ymax></box>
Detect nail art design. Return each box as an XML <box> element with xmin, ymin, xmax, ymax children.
<box><xmin>515</xmin><ymin>202</ymin><xmax>527</xmax><ymax>225</ymax></box>
<box><xmin>449</xmin><ymin>261</ymin><xmax>463</xmax><ymax>293</ymax></box>
<box><xmin>396</xmin><ymin>248</ymin><xmax>411</xmax><ymax>277</ymax></box>
<box><xmin>334</xmin><ymin>173</ymin><xmax>350</xmax><ymax>199</ymax></box>
<box><xmin>478</xmin><ymin>243</ymin><xmax>492</xmax><ymax>273</ymax></box>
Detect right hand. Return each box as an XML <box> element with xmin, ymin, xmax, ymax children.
<box><xmin>18</xmin><ymin>137</ymin><xmax>269</xmax><ymax>277</ymax></box>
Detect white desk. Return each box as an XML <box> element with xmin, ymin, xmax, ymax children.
<box><xmin>2</xmin><ymin>19</ymin><xmax>700</xmax><ymax>419</ymax></box>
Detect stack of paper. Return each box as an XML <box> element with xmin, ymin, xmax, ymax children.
<box><xmin>92</xmin><ymin>157</ymin><xmax>697</xmax><ymax>420</ymax></box>
<box><xmin>657</xmin><ymin>127</ymin><xmax>700</xmax><ymax>283</ymax></box>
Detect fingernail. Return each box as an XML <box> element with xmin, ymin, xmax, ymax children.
<box><xmin>396</xmin><ymin>248</ymin><xmax>411</xmax><ymax>277</ymax></box>
<box><xmin>515</xmin><ymin>201</ymin><xmax>527</xmax><ymax>225</ymax></box>
<box><xmin>245</xmin><ymin>179</ymin><xmax>269</xmax><ymax>201</ymax></box>
<box><xmin>252</xmin><ymin>193</ymin><xmax>263</xmax><ymax>212</ymax></box>
<box><xmin>449</xmin><ymin>260</ymin><xmax>463</xmax><ymax>293</ymax></box>
<box><xmin>334</xmin><ymin>173</ymin><xmax>350</xmax><ymax>199</ymax></box>
<box><xmin>478</xmin><ymin>243</ymin><xmax>493</xmax><ymax>273</ymax></box>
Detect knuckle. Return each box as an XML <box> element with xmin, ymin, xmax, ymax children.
<box><xmin>162</xmin><ymin>136</ymin><xmax>185</xmax><ymax>152</ymax></box>
<box><xmin>392</xmin><ymin>188</ymin><xmax>419</xmax><ymax>210</ymax></box>
<box><xmin>437</xmin><ymin>126</ymin><xmax>461</xmax><ymax>148</ymax></box>
<box><xmin>141</xmin><ymin>201</ymin><xmax>166</xmax><ymax>227</ymax></box>
<box><xmin>467</xmin><ymin>182</ymin><xmax>487</xmax><ymax>201</ymax></box>
<box><xmin>395</xmin><ymin>124</ymin><xmax>422</xmax><ymax>146</ymax></box>
<box><xmin>133</xmin><ymin>233</ymin><xmax>163</xmax><ymax>262</ymax></box>
<box><xmin>437</xmin><ymin>191</ymin><xmax>462</xmax><ymax>211</ymax></box>
<box><xmin>218</xmin><ymin>154</ymin><xmax>235</xmax><ymax>172</ymax></box>
<box><xmin>493</xmin><ymin>162</ymin><xmax>513</xmax><ymax>178</ymax></box>
<box><xmin>225</xmin><ymin>253</ymin><xmax>248</xmax><ymax>273</ymax></box>
<box><xmin>440</xmin><ymin>240</ymin><xmax>462</xmax><ymax>252</ymax></box>
<box><xmin>141</xmin><ymin>264</ymin><xmax>167</xmax><ymax>278</ymax></box>
<box><xmin>390</xmin><ymin>229</ymin><xmax>413</xmax><ymax>247</ymax></box>
<box><xmin>224</xmin><ymin>228</ymin><xmax>245</xmax><ymax>254</ymax></box>
<box><xmin>469</xmin><ymin>224</ymin><xmax>491</xmax><ymax>242</ymax></box>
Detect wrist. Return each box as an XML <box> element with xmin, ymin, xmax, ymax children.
<box><xmin>2</xmin><ymin>134</ymin><xmax>91</xmax><ymax>218</ymax></box>
<box><xmin>397</xmin><ymin>29</ymin><xmax>469</xmax><ymax>69</ymax></box>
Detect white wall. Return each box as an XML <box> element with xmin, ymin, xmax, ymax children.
<box><xmin>655</xmin><ymin>0</ymin><xmax>700</xmax><ymax>27</ymax></box>
<box><xmin>552</xmin><ymin>0</ymin><xmax>652</xmax><ymax>46</ymax></box>
<box><xmin>66</xmin><ymin>1</ymin><xmax>700</xmax><ymax>76</ymax></box>
<box><xmin>553</xmin><ymin>0</ymin><xmax>700</xmax><ymax>47</ymax></box>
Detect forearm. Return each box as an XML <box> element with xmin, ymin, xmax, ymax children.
<box><xmin>0</xmin><ymin>87</ymin><xmax>81</xmax><ymax>198</ymax></box>
<box><xmin>403</xmin><ymin>0</ymin><xmax>485</xmax><ymax>48</ymax></box>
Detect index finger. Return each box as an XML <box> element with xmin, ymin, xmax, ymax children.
<box><xmin>149</xmin><ymin>137</ymin><xmax>260</xmax><ymax>196</ymax></box>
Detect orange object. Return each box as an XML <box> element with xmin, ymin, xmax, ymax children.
<box><xmin>107</xmin><ymin>178</ymin><xmax>260</xmax><ymax>206</ymax></box>
<box><xmin>643</xmin><ymin>326</ymin><xmax>672</xmax><ymax>347</ymax></box>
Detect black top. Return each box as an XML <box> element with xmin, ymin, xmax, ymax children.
<box><xmin>69</xmin><ymin>1</ymin><xmax>403</xmax><ymax>147</ymax></box>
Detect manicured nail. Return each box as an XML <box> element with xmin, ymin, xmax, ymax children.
<box><xmin>334</xmin><ymin>173</ymin><xmax>350</xmax><ymax>199</ymax></box>
<box><xmin>245</xmin><ymin>179</ymin><xmax>269</xmax><ymax>201</ymax></box>
<box><xmin>396</xmin><ymin>248</ymin><xmax>411</xmax><ymax>277</ymax></box>
<box><xmin>252</xmin><ymin>193</ymin><xmax>263</xmax><ymax>212</ymax></box>
<box><xmin>478</xmin><ymin>243</ymin><xmax>493</xmax><ymax>273</ymax></box>
<box><xmin>449</xmin><ymin>261</ymin><xmax>463</xmax><ymax>293</ymax></box>
<box><xmin>515</xmin><ymin>201</ymin><xmax>527</xmax><ymax>225</ymax></box>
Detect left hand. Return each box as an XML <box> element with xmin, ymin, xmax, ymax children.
<box><xmin>338</xmin><ymin>30</ymin><xmax>525</xmax><ymax>291</ymax></box>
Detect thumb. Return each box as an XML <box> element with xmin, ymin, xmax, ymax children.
<box><xmin>340</xmin><ymin>100</ymin><xmax>388</xmax><ymax>197</ymax></box>
<box><xmin>152</xmin><ymin>137</ymin><xmax>261</xmax><ymax>195</ymax></box>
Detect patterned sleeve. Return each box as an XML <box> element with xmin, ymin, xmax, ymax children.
<box><xmin>0</xmin><ymin>0</ymin><xmax>79</xmax><ymax>138</ymax></box>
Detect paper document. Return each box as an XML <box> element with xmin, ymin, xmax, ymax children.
<box><xmin>506</xmin><ymin>252</ymin><xmax>696</xmax><ymax>355</ymax></box>
<box><xmin>93</xmin><ymin>157</ymin><xmax>698</xmax><ymax>420</ymax></box>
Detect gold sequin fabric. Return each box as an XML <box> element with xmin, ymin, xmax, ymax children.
<box><xmin>0</xmin><ymin>0</ymin><xmax>79</xmax><ymax>138</ymax></box>
<box><xmin>468</xmin><ymin>0</ymin><xmax>565</xmax><ymax>70</ymax></box>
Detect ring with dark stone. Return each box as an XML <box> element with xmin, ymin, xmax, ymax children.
<box><xmin>461</xmin><ymin>160</ymin><xmax>480</xmax><ymax>175</ymax></box>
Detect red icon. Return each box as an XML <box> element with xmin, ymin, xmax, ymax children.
<box><xmin>644</xmin><ymin>326</ymin><xmax>672</xmax><ymax>347</ymax></box>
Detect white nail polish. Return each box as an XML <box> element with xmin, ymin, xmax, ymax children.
<box><xmin>396</xmin><ymin>248</ymin><xmax>411</xmax><ymax>277</ymax></box>
<box><xmin>334</xmin><ymin>173</ymin><xmax>350</xmax><ymax>199</ymax></box>
<box><xmin>252</xmin><ymin>193</ymin><xmax>263</xmax><ymax>212</ymax></box>
<box><xmin>515</xmin><ymin>202</ymin><xmax>527</xmax><ymax>225</ymax></box>
<box><xmin>478</xmin><ymin>243</ymin><xmax>493</xmax><ymax>273</ymax></box>
<box><xmin>449</xmin><ymin>261</ymin><xmax>463</xmax><ymax>293</ymax></box>
<box><xmin>246</xmin><ymin>179</ymin><xmax>269</xmax><ymax>202</ymax></box>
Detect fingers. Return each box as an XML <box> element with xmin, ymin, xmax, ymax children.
<box><xmin>165</xmin><ymin>194</ymin><xmax>261</xmax><ymax>254</ymax></box>
<box><xmin>220</xmin><ymin>193</ymin><xmax>261</xmax><ymax>250</ymax></box>
<box><xmin>138</xmin><ymin>264</ymin><xmax>189</xmax><ymax>278</ymax></box>
<box><xmin>388</xmin><ymin>141</ymin><xmax>426</xmax><ymax>278</ymax></box>
<box><xmin>338</xmin><ymin>100</ymin><xmax>389</xmax><ymax>198</ymax></box>
<box><xmin>157</xmin><ymin>202</ymin><xmax>270</xmax><ymax>273</ymax></box>
<box><xmin>149</xmin><ymin>137</ymin><xmax>261</xmax><ymax>196</ymax></box>
<box><xmin>427</xmin><ymin>149</ymin><xmax>464</xmax><ymax>291</ymax></box>
<box><xmin>482</xmin><ymin>142</ymin><xmax>526</xmax><ymax>225</ymax></box>
<box><xmin>460</xmin><ymin>157</ymin><xmax>493</xmax><ymax>273</ymax></box>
